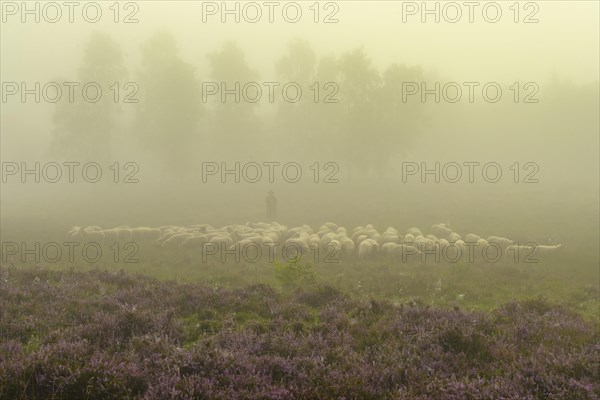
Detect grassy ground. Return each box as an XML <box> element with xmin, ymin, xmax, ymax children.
<box><xmin>3</xmin><ymin>240</ymin><xmax>598</xmax><ymax>322</ymax></box>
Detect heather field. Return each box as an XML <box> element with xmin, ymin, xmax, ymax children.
<box><xmin>1</xmin><ymin>261</ymin><xmax>599</xmax><ymax>400</ymax></box>
<box><xmin>2</xmin><ymin>1</ymin><xmax>599</xmax><ymax>399</ymax></box>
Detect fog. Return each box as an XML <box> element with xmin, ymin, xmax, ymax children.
<box><xmin>1</xmin><ymin>1</ymin><xmax>598</xmax><ymax>268</ymax></box>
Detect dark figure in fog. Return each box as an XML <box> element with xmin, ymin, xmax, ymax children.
<box><xmin>266</xmin><ymin>190</ymin><xmax>277</xmax><ymax>221</ymax></box>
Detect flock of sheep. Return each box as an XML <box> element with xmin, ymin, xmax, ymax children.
<box><xmin>68</xmin><ymin>222</ymin><xmax>562</xmax><ymax>264</ymax></box>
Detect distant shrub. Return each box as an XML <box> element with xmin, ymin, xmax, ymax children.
<box><xmin>272</xmin><ymin>258</ymin><xmax>316</xmax><ymax>289</ymax></box>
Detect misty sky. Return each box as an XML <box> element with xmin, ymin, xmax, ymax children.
<box><xmin>2</xmin><ymin>1</ymin><xmax>598</xmax><ymax>83</ymax></box>
<box><xmin>0</xmin><ymin>1</ymin><xmax>598</xmax><ymax>247</ymax></box>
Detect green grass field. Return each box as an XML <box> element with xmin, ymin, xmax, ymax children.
<box><xmin>4</xmin><ymin>240</ymin><xmax>597</xmax><ymax>322</ymax></box>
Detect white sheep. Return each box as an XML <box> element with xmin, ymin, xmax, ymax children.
<box><xmin>340</xmin><ymin>237</ymin><xmax>355</xmax><ymax>254</ymax></box>
<box><xmin>67</xmin><ymin>226</ymin><xmax>106</xmax><ymax>244</ymax></box>
<box><xmin>316</xmin><ymin>229</ymin><xmax>331</xmax><ymax>238</ymax></box>
<box><xmin>323</xmin><ymin>222</ymin><xmax>338</xmax><ymax>231</ymax></box>
<box><xmin>358</xmin><ymin>238</ymin><xmax>379</xmax><ymax>260</ymax></box>
<box><xmin>158</xmin><ymin>229</ymin><xmax>178</xmax><ymax>244</ymax></box>
<box><xmin>190</xmin><ymin>224</ymin><xmax>213</xmax><ymax>232</ymax></box>
<box><xmin>371</xmin><ymin>232</ymin><xmax>383</xmax><ymax>243</ymax></box>
<box><xmin>300</xmin><ymin>224</ymin><xmax>314</xmax><ymax>234</ymax></box>
<box><xmin>336</xmin><ymin>227</ymin><xmax>347</xmax><ymax>236</ymax></box>
<box><xmin>536</xmin><ymin>244</ymin><xmax>563</xmax><ymax>253</ymax></box>
<box><xmin>469</xmin><ymin>238</ymin><xmax>489</xmax><ymax>261</ymax></box>
<box><xmin>407</xmin><ymin>227</ymin><xmax>422</xmax><ymax>237</ymax></box>
<box><xmin>454</xmin><ymin>239</ymin><xmax>466</xmax><ymax>249</ymax></box>
<box><xmin>83</xmin><ymin>226</ymin><xmax>105</xmax><ymax>244</ymax></box>
<box><xmin>476</xmin><ymin>238</ymin><xmax>488</xmax><ymax>249</ymax></box>
<box><xmin>308</xmin><ymin>234</ymin><xmax>321</xmax><ymax>248</ymax></box>
<box><xmin>68</xmin><ymin>226</ymin><xmax>81</xmax><ymax>236</ymax></box>
<box><xmin>381</xmin><ymin>242</ymin><xmax>397</xmax><ymax>255</ymax></box>
<box><xmin>327</xmin><ymin>239</ymin><xmax>342</xmax><ymax>258</ymax></box>
<box><xmin>162</xmin><ymin>232</ymin><xmax>193</xmax><ymax>247</ymax></box>
<box><xmin>261</xmin><ymin>236</ymin><xmax>278</xmax><ymax>248</ymax></box>
<box><xmin>505</xmin><ymin>244</ymin><xmax>563</xmax><ymax>262</ymax></box>
<box><xmin>115</xmin><ymin>227</ymin><xmax>133</xmax><ymax>242</ymax></box>
<box><xmin>441</xmin><ymin>240</ymin><xmax>465</xmax><ymax>262</ymax></box>
<box><xmin>262</xmin><ymin>230</ymin><xmax>281</xmax><ymax>241</ymax></box>
<box><xmin>382</xmin><ymin>235</ymin><xmax>401</xmax><ymax>244</ymax></box>
<box><xmin>464</xmin><ymin>233</ymin><xmax>481</xmax><ymax>243</ymax></box>
<box><xmin>246</xmin><ymin>236</ymin><xmax>264</xmax><ymax>245</ymax></box>
<box><xmin>102</xmin><ymin>228</ymin><xmax>119</xmax><ymax>243</ymax></box>
<box><xmin>230</xmin><ymin>238</ymin><xmax>259</xmax><ymax>253</ymax></box>
<box><xmin>67</xmin><ymin>226</ymin><xmax>84</xmax><ymax>241</ymax></box>
<box><xmin>284</xmin><ymin>238</ymin><xmax>310</xmax><ymax>258</ymax></box>
<box><xmin>431</xmin><ymin>223</ymin><xmax>452</xmax><ymax>239</ymax></box>
<box><xmin>351</xmin><ymin>229</ymin><xmax>369</xmax><ymax>242</ymax></box>
<box><xmin>393</xmin><ymin>244</ymin><xmax>422</xmax><ymax>263</ymax></box>
<box><xmin>69</xmin><ymin>222</ymin><xmax>562</xmax><ymax>266</ymax></box>
<box><xmin>487</xmin><ymin>236</ymin><xmax>514</xmax><ymax>249</ymax></box>
<box><xmin>209</xmin><ymin>235</ymin><xmax>234</xmax><ymax>249</ymax></box>
<box><xmin>180</xmin><ymin>234</ymin><xmax>209</xmax><ymax>248</ymax></box>
<box><xmin>320</xmin><ymin>232</ymin><xmax>338</xmax><ymax>247</ymax></box>
<box><xmin>382</xmin><ymin>243</ymin><xmax>421</xmax><ymax>262</ymax></box>
<box><xmin>133</xmin><ymin>227</ymin><xmax>162</xmax><ymax>241</ymax></box>
<box><xmin>414</xmin><ymin>237</ymin><xmax>438</xmax><ymax>255</ymax></box>
<box><xmin>286</xmin><ymin>227</ymin><xmax>306</xmax><ymax>239</ymax></box>
<box><xmin>355</xmin><ymin>235</ymin><xmax>368</xmax><ymax>246</ymax></box>
<box><xmin>237</xmin><ymin>232</ymin><xmax>256</xmax><ymax>240</ymax></box>
<box><xmin>414</xmin><ymin>236</ymin><xmax>436</xmax><ymax>247</ymax></box>
<box><xmin>448</xmin><ymin>232</ymin><xmax>462</xmax><ymax>243</ymax></box>
<box><xmin>384</xmin><ymin>227</ymin><xmax>399</xmax><ymax>235</ymax></box>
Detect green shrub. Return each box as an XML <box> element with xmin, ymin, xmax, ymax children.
<box><xmin>272</xmin><ymin>258</ymin><xmax>316</xmax><ymax>289</ymax></box>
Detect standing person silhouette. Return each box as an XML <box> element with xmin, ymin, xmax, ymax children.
<box><xmin>266</xmin><ymin>190</ymin><xmax>277</xmax><ymax>221</ymax></box>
